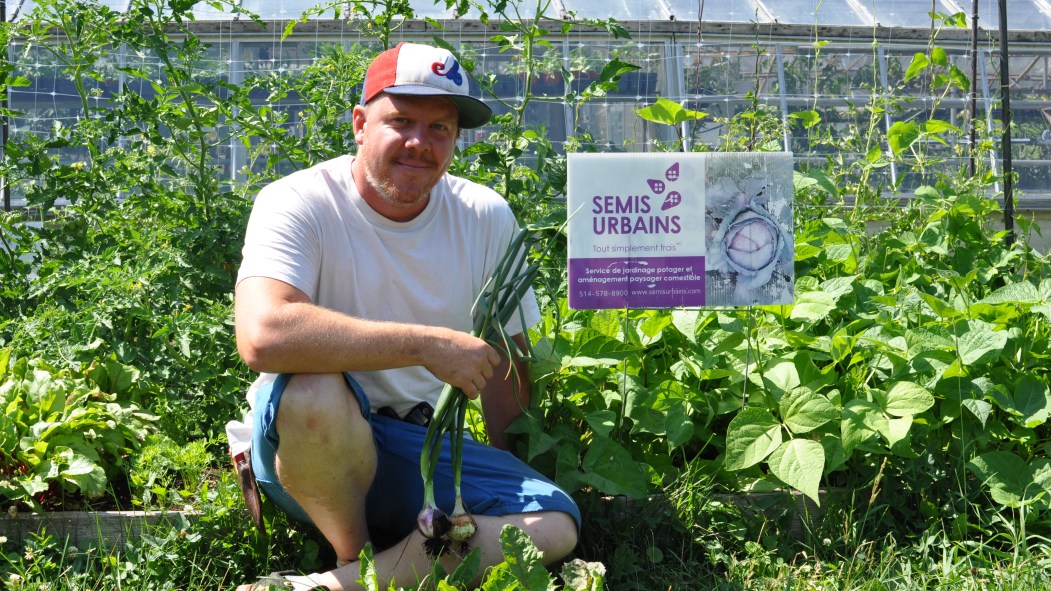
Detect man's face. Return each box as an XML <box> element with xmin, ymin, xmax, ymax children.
<box><xmin>352</xmin><ymin>93</ymin><xmax>459</xmax><ymax>221</ymax></box>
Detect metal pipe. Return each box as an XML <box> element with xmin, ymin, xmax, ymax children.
<box><xmin>2</xmin><ymin>0</ymin><xmax>9</xmax><ymax>213</ymax></box>
<box><xmin>968</xmin><ymin>0</ymin><xmax>979</xmax><ymax>178</ymax></box>
<box><xmin>775</xmin><ymin>44</ymin><xmax>790</xmax><ymax>153</ymax></box>
<box><xmin>978</xmin><ymin>51</ymin><xmax>999</xmax><ymax>185</ymax></box>
<box><xmin>998</xmin><ymin>0</ymin><xmax>1014</xmax><ymax>245</ymax></box>
<box><xmin>878</xmin><ymin>45</ymin><xmax>898</xmax><ymax>186</ymax></box>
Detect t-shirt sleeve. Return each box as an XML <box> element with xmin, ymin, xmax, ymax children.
<box><xmin>236</xmin><ymin>182</ymin><xmax>322</xmax><ymax>298</ymax></box>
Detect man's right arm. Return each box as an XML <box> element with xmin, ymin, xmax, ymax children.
<box><xmin>234</xmin><ymin>276</ymin><xmax>501</xmax><ymax>396</ymax></box>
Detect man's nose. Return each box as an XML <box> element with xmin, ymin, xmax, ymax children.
<box><xmin>403</xmin><ymin>125</ymin><xmax>429</xmax><ymax>150</ymax></box>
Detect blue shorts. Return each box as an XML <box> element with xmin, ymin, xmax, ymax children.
<box><xmin>251</xmin><ymin>373</ymin><xmax>580</xmax><ymax>546</ymax></box>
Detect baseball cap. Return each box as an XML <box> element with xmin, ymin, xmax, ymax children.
<box><xmin>361</xmin><ymin>42</ymin><xmax>493</xmax><ymax>129</ymax></box>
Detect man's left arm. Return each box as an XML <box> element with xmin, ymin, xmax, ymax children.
<box><xmin>481</xmin><ymin>333</ymin><xmax>532</xmax><ymax>450</ymax></box>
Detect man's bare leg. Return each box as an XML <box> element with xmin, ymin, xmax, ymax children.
<box><xmin>273</xmin><ymin>373</ymin><xmax>377</xmax><ymax>563</ymax></box>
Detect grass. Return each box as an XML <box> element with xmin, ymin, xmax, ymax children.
<box><xmin>586</xmin><ymin>517</ymin><xmax>1051</xmax><ymax>591</ymax></box>
<box><xmin>3</xmin><ymin>471</ymin><xmax>1051</xmax><ymax>590</ymax></box>
<box><xmin>716</xmin><ymin>538</ymin><xmax>1051</xmax><ymax>590</ymax></box>
<box><xmin>2</xmin><ymin>445</ymin><xmax>1051</xmax><ymax>588</ymax></box>
<box><xmin>571</xmin><ymin>467</ymin><xmax>1051</xmax><ymax>591</ymax></box>
<box><xmin>1</xmin><ymin>447</ymin><xmax>1046</xmax><ymax>591</ymax></box>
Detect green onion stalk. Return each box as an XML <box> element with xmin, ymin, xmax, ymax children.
<box><xmin>416</xmin><ymin>225</ymin><xmax>549</xmax><ymax>558</ymax></box>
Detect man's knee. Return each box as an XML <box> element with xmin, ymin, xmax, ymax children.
<box><xmin>515</xmin><ymin>510</ymin><xmax>579</xmax><ymax>564</ymax></box>
<box><xmin>544</xmin><ymin>511</ymin><xmax>579</xmax><ymax>562</ymax></box>
<box><xmin>272</xmin><ymin>373</ymin><xmax>376</xmax><ymax>489</ymax></box>
<box><xmin>275</xmin><ymin>373</ymin><xmax>369</xmax><ymax>442</ymax></box>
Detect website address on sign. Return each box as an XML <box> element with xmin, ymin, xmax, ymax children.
<box><xmin>642</xmin><ymin>288</ymin><xmax>702</xmax><ymax>296</ymax></box>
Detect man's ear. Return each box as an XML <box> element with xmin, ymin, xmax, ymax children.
<box><xmin>352</xmin><ymin>104</ymin><xmax>367</xmax><ymax>145</ymax></box>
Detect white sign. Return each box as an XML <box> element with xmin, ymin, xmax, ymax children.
<box><xmin>567</xmin><ymin>152</ymin><xmax>794</xmax><ymax>309</ymax></box>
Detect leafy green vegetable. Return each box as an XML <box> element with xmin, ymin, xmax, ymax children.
<box><xmin>0</xmin><ymin>352</ymin><xmax>156</xmax><ymax>510</ymax></box>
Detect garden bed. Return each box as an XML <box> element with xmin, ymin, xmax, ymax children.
<box><xmin>0</xmin><ymin>509</ymin><xmax>198</xmax><ymax>548</ymax></box>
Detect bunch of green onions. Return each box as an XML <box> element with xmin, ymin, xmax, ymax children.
<box><xmin>416</xmin><ymin>225</ymin><xmax>547</xmax><ymax>558</ymax></box>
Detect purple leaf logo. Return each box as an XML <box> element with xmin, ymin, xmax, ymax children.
<box><xmin>647</xmin><ymin>179</ymin><xmax>666</xmax><ymax>194</ymax></box>
<box><xmin>665</xmin><ymin>162</ymin><xmax>680</xmax><ymax>182</ymax></box>
<box><xmin>661</xmin><ymin>191</ymin><xmax>682</xmax><ymax>211</ymax></box>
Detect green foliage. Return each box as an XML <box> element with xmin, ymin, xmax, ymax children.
<box><xmin>634</xmin><ymin>99</ymin><xmax>708</xmax><ymax>151</ymax></box>
<box><xmin>130</xmin><ymin>434</ymin><xmax>214</xmax><ymax>508</ymax></box>
<box><xmin>0</xmin><ymin>351</ymin><xmax>156</xmax><ymax>510</ymax></box>
<box><xmin>0</xmin><ymin>0</ymin><xmax>260</xmax><ymax>443</ymax></box>
<box><xmin>513</xmin><ymin>167</ymin><xmax>1051</xmax><ymax>537</ymax></box>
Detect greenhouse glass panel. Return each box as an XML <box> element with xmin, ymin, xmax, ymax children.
<box><xmin>775</xmin><ymin>48</ymin><xmax>882</xmax><ymax>157</ymax></box>
<box><xmin>957</xmin><ymin>0</ymin><xmax>1051</xmax><ymax>31</ymax></box>
<box><xmin>776</xmin><ymin>44</ymin><xmax>878</xmax><ymax>99</ymax></box>
<box><xmin>575</xmin><ymin>100</ymin><xmax>674</xmax><ymax>151</ymax></box>
<box><xmin>663</xmin><ymin>0</ymin><xmax>772</xmax><ymax>22</ymax></box>
<box><xmin>987</xmin><ymin>50</ymin><xmax>1051</xmax><ymax>192</ymax></box>
<box><xmin>8</xmin><ymin>41</ymin><xmax>133</xmax><ymax>110</ymax></box>
<box><xmin>1009</xmin><ymin>0</ymin><xmax>1051</xmax><ymax>30</ymax></box>
<box><xmin>560</xmin><ymin>0</ymin><xmax>667</xmax><ymax>21</ymax></box>
<box><xmin>118</xmin><ymin>45</ymin><xmax>168</xmax><ymax>101</ymax></box>
<box><xmin>761</xmin><ymin>0</ymin><xmax>869</xmax><ymax>26</ymax></box>
<box><xmin>192</xmin><ymin>2</ymin><xmax>236</xmax><ymax>20</ymax></box>
<box><xmin>460</xmin><ymin>41</ymin><xmax>531</xmax><ymax>99</ymax></box>
<box><xmin>682</xmin><ymin>44</ymin><xmax>776</xmax><ymax>98</ymax></box>
<box><xmin>239</xmin><ymin>0</ymin><xmax>327</xmax><ymax>20</ymax></box>
<box><xmin>866</xmin><ymin>0</ymin><xmax>946</xmax><ymax>27</ymax></box>
<box><xmin>406</xmin><ymin>0</ymin><xmax>456</xmax><ymax>19</ymax></box>
<box><xmin>866</xmin><ymin>0</ymin><xmax>971</xmax><ymax>27</ymax></box>
<box><xmin>1012</xmin><ymin>150</ymin><xmax>1051</xmax><ymax>194</ymax></box>
<box><xmin>460</xmin><ymin>40</ymin><xmax>666</xmax><ymax>101</ymax></box>
<box><xmin>682</xmin><ymin>97</ymin><xmax>764</xmax><ymax>147</ymax></box>
<box><xmin>565</xmin><ymin>41</ymin><xmax>665</xmax><ymax>98</ymax></box>
<box><xmin>525</xmin><ymin>45</ymin><xmax>568</xmax><ymax>99</ymax></box>
<box><xmin>13</xmin><ymin>0</ymin><xmax>38</xmax><ymax>20</ymax></box>
<box><xmin>444</xmin><ymin>74</ymin><xmax>570</xmax><ymax>150</ymax></box>
<box><xmin>237</xmin><ymin>41</ymin><xmax>318</xmax><ymax>76</ymax></box>
<box><xmin>881</xmin><ymin>45</ymin><xmax>979</xmax><ymax>98</ymax></box>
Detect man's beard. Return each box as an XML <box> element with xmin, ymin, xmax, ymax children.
<box><xmin>363</xmin><ymin>158</ymin><xmax>431</xmax><ymax>213</ymax></box>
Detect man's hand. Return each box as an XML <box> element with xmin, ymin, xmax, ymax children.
<box><xmin>424</xmin><ymin>329</ymin><xmax>501</xmax><ymax>398</ymax></box>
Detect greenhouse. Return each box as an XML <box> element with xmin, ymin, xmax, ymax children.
<box><xmin>5</xmin><ymin>0</ymin><xmax>1051</xmax><ymax>589</ymax></box>
<box><xmin>5</xmin><ymin>0</ymin><xmax>1051</xmax><ymax>205</ymax></box>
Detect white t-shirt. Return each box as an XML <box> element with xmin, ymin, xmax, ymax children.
<box><xmin>225</xmin><ymin>155</ymin><xmax>541</xmax><ymax>454</ymax></box>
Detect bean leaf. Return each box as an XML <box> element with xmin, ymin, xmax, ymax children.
<box><xmin>725</xmin><ymin>407</ymin><xmax>783</xmax><ymax>470</ymax></box>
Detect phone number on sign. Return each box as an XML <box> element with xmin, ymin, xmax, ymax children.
<box><xmin>576</xmin><ymin>290</ymin><xmax>629</xmax><ymax>299</ymax></box>
<box><xmin>577</xmin><ymin>287</ymin><xmax>701</xmax><ymax>299</ymax></box>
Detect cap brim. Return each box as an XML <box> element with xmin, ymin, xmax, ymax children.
<box><xmin>383</xmin><ymin>85</ymin><xmax>493</xmax><ymax>129</ymax></box>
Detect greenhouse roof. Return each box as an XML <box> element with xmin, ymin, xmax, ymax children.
<box><xmin>8</xmin><ymin>0</ymin><xmax>1051</xmax><ymax>31</ymax></box>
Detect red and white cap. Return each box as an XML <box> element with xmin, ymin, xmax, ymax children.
<box><xmin>361</xmin><ymin>42</ymin><xmax>493</xmax><ymax>129</ymax></box>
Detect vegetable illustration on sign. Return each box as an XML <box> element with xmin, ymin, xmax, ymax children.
<box><xmin>704</xmin><ymin>156</ymin><xmax>794</xmax><ymax>306</ymax></box>
<box><xmin>708</xmin><ymin>181</ymin><xmax>785</xmax><ymax>289</ymax></box>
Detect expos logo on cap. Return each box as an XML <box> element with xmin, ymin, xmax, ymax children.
<box><xmin>361</xmin><ymin>42</ymin><xmax>493</xmax><ymax>129</ymax></box>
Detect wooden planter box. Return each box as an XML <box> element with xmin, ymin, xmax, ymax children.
<box><xmin>0</xmin><ymin>510</ymin><xmax>197</xmax><ymax>548</ymax></box>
